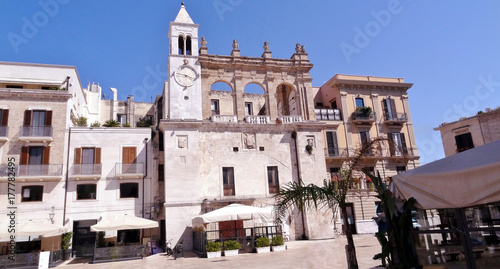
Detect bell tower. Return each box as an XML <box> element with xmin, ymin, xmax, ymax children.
<box><xmin>167</xmin><ymin>3</ymin><xmax>202</xmax><ymax>120</ymax></box>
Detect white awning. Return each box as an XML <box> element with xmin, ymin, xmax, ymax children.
<box><xmin>392</xmin><ymin>140</ymin><xmax>500</xmax><ymax>209</ymax></box>
<box><xmin>192</xmin><ymin>203</ymin><xmax>274</xmax><ymax>226</ymax></box>
<box><xmin>90</xmin><ymin>214</ymin><xmax>159</xmax><ymax>232</ymax></box>
<box><xmin>0</xmin><ymin>221</ymin><xmax>67</xmax><ymax>241</ymax></box>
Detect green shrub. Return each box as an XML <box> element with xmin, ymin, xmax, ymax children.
<box><xmin>61</xmin><ymin>232</ymin><xmax>73</xmax><ymax>250</ymax></box>
<box><xmin>90</xmin><ymin>121</ymin><xmax>101</xmax><ymax>127</ymax></box>
<box><xmin>223</xmin><ymin>240</ymin><xmax>241</xmax><ymax>250</ymax></box>
<box><xmin>122</xmin><ymin>123</ymin><xmax>131</xmax><ymax>127</ymax></box>
<box><xmin>97</xmin><ymin>232</ymin><xmax>106</xmax><ymax>248</ymax></box>
<box><xmin>103</xmin><ymin>120</ymin><xmax>120</xmax><ymax>127</ymax></box>
<box><xmin>205</xmin><ymin>241</ymin><xmax>222</xmax><ymax>252</ymax></box>
<box><xmin>271</xmin><ymin>235</ymin><xmax>284</xmax><ymax>246</ymax></box>
<box><xmin>255</xmin><ymin>237</ymin><xmax>270</xmax><ymax>248</ymax></box>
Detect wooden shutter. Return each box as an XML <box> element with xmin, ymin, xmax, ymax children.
<box><xmin>389</xmin><ymin>99</ymin><xmax>396</xmax><ymax>113</ymax></box>
<box><xmin>23</xmin><ymin>110</ymin><xmax>32</xmax><ymax>126</ymax></box>
<box><xmin>20</xmin><ymin>146</ymin><xmax>29</xmax><ymax>165</ymax></box>
<box><xmin>74</xmin><ymin>148</ymin><xmax>82</xmax><ymax>164</ymax></box>
<box><xmin>45</xmin><ymin>111</ymin><xmax>52</xmax><ymax>126</ymax></box>
<box><xmin>95</xmin><ymin>148</ymin><xmax>101</xmax><ymax>164</ymax></box>
<box><xmin>400</xmin><ymin>133</ymin><xmax>408</xmax><ymax>154</ymax></box>
<box><xmin>122</xmin><ymin>147</ymin><xmax>137</xmax><ymax>164</ymax></box>
<box><xmin>42</xmin><ymin>147</ymin><xmax>51</xmax><ymax>164</ymax></box>
<box><xmin>1</xmin><ymin>109</ymin><xmax>8</xmax><ymax>126</ymax></box>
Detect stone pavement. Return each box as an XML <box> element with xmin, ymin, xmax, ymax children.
<box><xmin>58</xmin><ymin>234</ymin><xmax>383</xmax><ymax>269</ymax></box>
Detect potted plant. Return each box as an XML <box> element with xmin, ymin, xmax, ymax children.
<box><xmin>255</xmin><ymin>237</ymin><xmax>270</xmax><ymax>253</ymax></box>
<box><xmin>205</xmin><ymin>241</ymin><xmax>222</xmax><ymax>258</ymax></box>
<box><xmin>305</xmin><ymin>144</ymin><xmax>313</xmax><ymax>154</ymax></box>
<box><xmin>61</xmin><ymin>232</ymin><xmax>73</xmax><ymax>260</ymax></box>
<box><xmin>271</xmin><ymin>235</ymin><xmax>286</xmax><ymax>252</ymax></box>
<box><xmin>223</xmin><ymin>240</ymin><xmax>240</xmax><ymax>257</ymax></box>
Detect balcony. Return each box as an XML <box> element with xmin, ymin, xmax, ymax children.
<box><xmin>0</xmin><ymin>126</ymin><xmax>8</xmax><ymax>142</ymax></box>
<box><xmin>15</xmin><ymin>164</ymin><xmax>63</xmax><ymax>182</ymax></box>
<box><xmin>224</xmin><ymin>184</ymin><xmax>235</xmax><ymax>196</ymax></box>
<box><xmin>384</xmin><ymin>112</ymin><xmax>407</xmax><ymax>125</ymax></box>
<box><xmin>268</xmin><ymin>184</ymin><xmax>279</xmax><ymax>194</ymax></box>
<box><xmin>115</xmin><ymin>163</ymin><xmax>144</xmax><ymax>179</ymax></box>
<box><xmin>70</xmin><ymin>164</ymin><xmax>102</xmax><ymax>180</ymax></box>
<box><xmin>244</xmin><ymin>115</ymin><xmax>270</xmax><ymax>124</ymax></box>
<box><xmin>388</xmin><ymin>147</ymin><xmax>414</xmax><ymax>158</ymax></box>
<box><xmin>315</xmin><ymin>109</ymin><xmax>342</xmax><ymax>121</ymax></box>
<box><xmin>324</xmin><ymin>147</ymin><xmax>349</xmax><ymax>159</ymax></box>
<box><xmin>352</xmin><ymin>111</ymin><xmax>376</xmax><ymax>125</ymax></box>
<box><xmin>277</xmin><ymin>116</ymin><xmax>303</xmax><ymax>124</ymax></box>
<box><xmin>211</xmin><ymin>115</ymin><xmax>237</xmax><ymax>123</ymax></box>
<box><xmin>19</xmin><ymin>126</ymin><xmax>53</xmax><ymax>143</ymax></box>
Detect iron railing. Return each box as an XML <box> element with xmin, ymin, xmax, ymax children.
<box><xmin>17</xmin><ymin>164</ymin><xmax>63</xmax><ymax>177</ymax></box>
<box><xmin>92</xmin><ymin>245</ymin><xmax>144</xmax><ymax>263</ymax></box>
<box><xmin>315</xmin><ymin>109</ymin><xmax>342</xmax><ymax>121</ymax></box>
<box><xmin>352</xmin><ymin>112</ymin><xmax>376</xmax><ymax>122</ymax></box>
<box><xmin>384</xmin><ymin>112</ymin><xmax>407</xmax><ymax>122</ymax></box>
<box><xmin>115</xmin><ymin>163</ymin><xmax>144</xmax><ymax>175</ymax></box>
<box><xmin>20</xmin><ymin>126</ymin><xmax>53</xmax><ymax>137</ymax></box>
<box><xmin>70</xmin><ymin>164</ymin><xmax>102</xmax><ymax>176</ymax></box>
<box><xmin>0</xmin><ymin>126</ymin><xmax>8</xmax><ymax>137</ymax></box>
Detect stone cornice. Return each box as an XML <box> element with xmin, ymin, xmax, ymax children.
<box><xmin>0</xmin><ymin>88</ymin><xmax>72</xmax><ymax>100</ymax></box>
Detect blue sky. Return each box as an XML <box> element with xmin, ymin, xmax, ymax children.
<box><xmin>1</xmin><ymin>0</ymin><xmax>500</xmax><ymax>164</ymax></box>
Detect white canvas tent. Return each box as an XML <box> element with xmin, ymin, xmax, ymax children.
<box><xmin>192</xmin><ymin>204</ymin><xmax>274</xmax><ymax>227</ymax></box>
<box><xmin>392</xmin><ymin>139</ymin><xmax>500</xmax><ymax>209</ymax></box>
<box><xmin>90</xmin><ymin>214</ymin><xmax>159</xmax><ymax>232</ymax></box>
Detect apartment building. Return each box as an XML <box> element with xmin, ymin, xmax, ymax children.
<box><xmin>314</xmin><ymin>74</ymin><xmax>420</xmax><ymax>234</ymax></box>
<box><xmin>434</xmin><ymin>108</ymin><xmax>500</xmax><ymax>157</ymax></box>
<box><xmin>0</xmin><ymin>62</ymin><xmax>156</xmax><ymax>256</ymax></box>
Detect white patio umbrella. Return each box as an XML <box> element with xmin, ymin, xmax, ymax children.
<box><xmin>0</xmin><ymin>220</ymin><xmax>66</xmax><ymax>239</ymax></box>
<box><xmin>192</xmin><ymin>203</ymin><xmax>274</xmax><ymax>226</ymax></box>
<box><xmin>90</xmin><ymin>214</ymin><xmax>159</xmax><ymax>232</ymax></box>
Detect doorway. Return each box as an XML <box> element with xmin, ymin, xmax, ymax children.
<box><xmin>72</xmin><ymin>220</ymin><xmax>97</xmax><ymax>257</ymax></box>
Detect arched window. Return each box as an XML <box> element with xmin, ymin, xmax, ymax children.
<box><xmin>186</xmin><ymin>36</ymin><xmax>192</xmax><ymax>55</ymax></box>
<box><xmin>178</xmin><ymin>35</ymin><xmax>185</xmax><ymax>55</ymax></box>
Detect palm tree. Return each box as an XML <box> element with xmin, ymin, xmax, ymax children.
<box><xmin>274</xmin><ymin>137</ymin><xmax>385</xmax><ymax>269</ymax></box>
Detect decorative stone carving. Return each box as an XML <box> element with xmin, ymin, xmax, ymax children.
<box><xmin>232</xmin><ymin>39</ymin><xmax>239</xmax><ymax>50</ymax></box>
<box><xmin>295</xmin><ymin>43</ymin><xmax>301</xmax><ymax>53</ymax></box>
<box><xmin>264</xmin><ymin>41</ymin><xmax>270</xmax><ymax>52</ymax></box>
<box><xmin>177</xmin><ymin>135</ymin><xmax>188</xmax><ymax>149</ymax></box>
<box><xmin>243</xmin><ymin>133</ymin><xmax>256</xmax><ymax>149</ymax></box>
<box><xmin>301</xmin><ymin>45</ymin><xmax>305</xmax><ymax>53</ymax></box>
<box><xmin>201</xmin><ymin>36</ymin><xmax>207</xmax><ymax>48</ymax></box>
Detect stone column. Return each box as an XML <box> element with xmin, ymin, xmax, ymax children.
<box><xmin>233</xmin><ymin>71</ymin><xmax>245</xmax><ymax>121</ymax></box>
<box><xmin>340</xmin><ymin>91</ymin><xmax>353</xmax><ymax>151</ymax></box>
<box><xmin>265</xmin><ymin>73</ymin><xmax>278</xmax><ymax>121</ymax></box>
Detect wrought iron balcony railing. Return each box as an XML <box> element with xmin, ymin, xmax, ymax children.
<box><xmin>0</xmin><ymin>126</ymin><xmax>8</xmax><ymax>137</ymax></box>
<box><xmin>115</xmin><ymin>163</ymin><xmax>144</xmax><ymax>176</ymax></box>
<box><xmin>70</xmin><ymin>163</ymin><xmax>102</xmax><ymax>176</ymax></box>
<box><xmin>384</xmin><ymin>112</ymin><xmax>407</xmax><ymax>124</ymax></box>
<box><xmin>20</xmin><ymin>126</ymin><xmax>53</xmax><ymax>137</ymax></box>
<box><xmin>17</xmin><ymin>164</ymin><xmax>63</xmax><ymax>177</ymax></box>
<box><xmin>315</xmin><ymin>109</ymin><xmax>342</xmax><ymax>121</ymax></box>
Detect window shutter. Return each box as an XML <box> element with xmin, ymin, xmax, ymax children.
<box><xmin>21</xmin><ymin>146</ymin><xmax>29</xmax><ymax>165</ymax></box>
<box><xmin>1</xmin><ymin>109</ymin><xmax>8</xmax><ymax>126</ymax></box>
<box><xmin>390</xmin><ymin>99</ymin><xmax>397</xmax><ymax>113</ymax></box>
<box><xmin>400</xmin><ymin>133</ymin><xmax>408</xmax><ymax>154</ymax></box>
<box><xmin>95</xmin><ymin>148</ymin><xmax>101</xmax><ymax>164</ymax></box>
<box><xmin>45</xmin><ymin>111</ymin><xmax>52</xmax><ymax>126</ymax></box>
<box><xmin>382</xmin><ymin>99</ymin><xmax>389</xmax><ymax>114</ymax></box>
<box><xmin>74</xmin><ymin>148</ymin><xmax>82</xmax><ymax>164</ymax></box>
<box><xmin>42</xmin><ymin>147</ymin><xmax>51</xmax><ymax>164</ymax></box>
<box><xmin>23</xmin><ymin>110</ymin><xmax>32</xmax><ymax>126</ymax></box>
<box><xmin>388</xmin><ymin>133</ymin><xmax>395</xmax><ymax>154</ymax></box>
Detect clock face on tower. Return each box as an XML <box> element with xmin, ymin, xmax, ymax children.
<box><xmin>174</xmin><ymin>65</ymin><xmax>197</xmax><ymax>87</ymax></box>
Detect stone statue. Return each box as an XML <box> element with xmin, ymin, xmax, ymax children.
<box><xmin>295</xmin><ymin>43</ymin><xmax>301</xmax><ymax>53</ymax></box>
<box><xmin>201</xmin><ymin>36</ymin><xmax>207</xmax><ymax>48</ymax></box>
<box><xmin>178</xmin><ymin>136</ymin><xmax>187</xmax><ymax>149</ymax></box>
<box><xmin>301</xmin><ymin>45</ymin><xmax>306</xmax><ymax>53</ymax></box>
<box><xmin>264</xmin><ymin>41</ymin><xmax>270</xmax><ymax>52</ymax></box>
<box><xmin>232</xmin><ymin>39</ymin><xmax>239</xmax><ymax>50</ymax></box>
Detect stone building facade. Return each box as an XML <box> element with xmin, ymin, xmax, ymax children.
<box><xmin>434</xmin><ymin>108</ymin><xmax>500</xmax><ymax>157</ymax></box>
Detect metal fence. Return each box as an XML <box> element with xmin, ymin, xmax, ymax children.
<box><xmin>92</xmin><ymin>245</ymin><xmax>145</xmax><ymax>263</ymax></box>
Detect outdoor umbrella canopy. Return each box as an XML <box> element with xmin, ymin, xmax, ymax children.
<box><xmin>90</xmin><ymin>214</ymin><xmax>159</xmax><ymax>232</ymax></box>
<box><xmin>192</xmin><ymin>203</ymin><xmax>274</xmax><ymax>225</ymax></box>
<box><xmin>392</xmin><ymin>139</ymin><xmax>500</xmax><ymax>210</ymax></box>
<box><xmin>0</xmin><ymin>220</ymin><xmax>67</xmax><ymax>238</ymax></box>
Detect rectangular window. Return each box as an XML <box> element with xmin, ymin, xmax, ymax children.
<box><xmin>211</xmin><ymin>99</ymin><xmax>220</xmax><ymax>115</ymax></box>
<box><xmin>360</xmin><ymin>131</ymin><xmax>370</xmax><ymax>155</ymax></box>
<box><xmin>382</xmin><ymin>98</ymin><xmax>397</xmax><ymax>120</ymax></box>
<box><xmin>159</xmin><ymin>131</ymin><xmax>164</xmax><ymax>152</ymax></box>
<box><xmin>77</xmin><ymin>184</ymin><xmax>97</xmax><ymax>200</ymax></box>
<box><xmin>355</xmin><ymin>97</ymin><xmax>364</xmax><ymax>108</ymax></box>
<box><xmin>117</xmin><ymin>229</ymin><xmax>140</xmax><ymax>244</ymax></box>
<box><xmin>245</xmin><ymin>102</ymin><xmax>253</xmax><ymax>116</ymax></box>
<box><xmin>0</xmin><ymin>109</ymin><xmax>9</xmax><ymax>126</ymax></box>
<box><xmin>331</xmin><ymin>100</ymin><xmax>338</xmax><ymax>110</ymax></box>
<box><xmin>267</xmin><ymin>166</ymin><xmax>279</xmax><ymax>194</ymax></box>
<box><xmin>389</xmin><ymin>133</ymin><xmax>408</xmax><ymax>156</ymax></box>
<box><xmin>326</xmin><ymin>131</ymin><xmax>339</xmax><ymax>156</ymax></box>
<box><xmin>6</xmin><ymin>85</ymin><xmax>23</xmax><ymax>89</ymax></box>
<box><xmin>158</xmin><ymin>164</ymin><xmax>164</xmax><ymax>182</ymax></box>
<box><xmin>22</xmin><ymin>186</ymin><xmax>43</xmax><ymax>202</ymax></box>
<box><xmin>396</xmin><ymin>166</ymin><xmax>406</xmax><ymax>174</ymax></box>
<box><xmin>222</xmin><ymin>167</ymin><xmax>235</xmax><ymax>196</ymax></box>
<box><xmin>29</xmin><ymin>146</ymin><xmax>44</xmax><ymax>165</ymax></box>
<box><xmin>120</xmin><ymin>183</ymin><xmax>139</xmax><ymax>198</ymax></box>
<box><xmin>455</xmin><ymin>133</ymin><xmax>474</xmax><ymax>153</ymax></box>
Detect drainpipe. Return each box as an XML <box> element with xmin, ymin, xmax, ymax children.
<box><xmin>63</xmin><ymin>127</ymin><xmax>71</xmax><ymax>226</ymax></box>
<box><xmin>292</xmin><ymin>130</ymin><xmax>307</xmax><ymax>239</ymax></box>
<box><xmin>142</xmin><ymin>138</ymin><xmax>148</xmax><ymax>242</ymax></box>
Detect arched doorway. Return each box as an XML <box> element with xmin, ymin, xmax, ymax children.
<box><xmin>276</xmin><ymin>83</ymin><xmax>298</xmax><ymax>116</ymax></box>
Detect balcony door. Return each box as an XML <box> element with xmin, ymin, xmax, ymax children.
<box><xmin>389</xmin><ymin>133</ymin><xmax>408</xmax><ymax>156</ymax></box>
<box><xmin>122</xmin><ymin>147</ymin><xmax>137</xmax><ymax>173</ymax></box>
<box><xmin>20</xmin><ymin>146</ymin><xmax>50</xmax><ymax>175</ymax></box>
<box><xmin>326</xmin><ymin>131</ymin><xmax>339</xmax><ymax>156</ymax></box>
<box><xmin>382</xmin><ymin>98</ymin><xmax>396</xmax><ymax>120</ymax></box>
<box><xmin>24</xmin><ymin>110</ymin><xmax>52</xmax><ymax>136</ymax></box>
